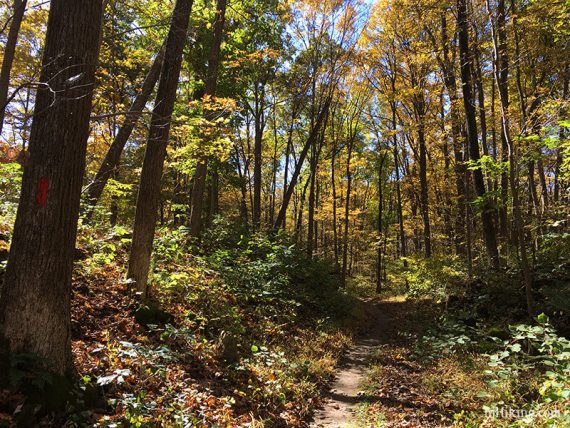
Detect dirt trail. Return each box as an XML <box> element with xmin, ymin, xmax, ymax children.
<box><xmin>311</xmin><ymin>301</ymin><xmax>392</xmax><ymax>428</ymax></box>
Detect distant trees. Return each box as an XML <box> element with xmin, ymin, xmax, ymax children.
<box><xmin>0</xmin><ymin>0</ymin><xmax>568</xmax><ymax>376</ymax></box>
<box><xmin>0</xmin><ymin>0</ymin><xmax>104</xmax><ymax>374</ymax></box>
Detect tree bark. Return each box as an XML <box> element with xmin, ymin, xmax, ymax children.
<box><xmin>127</xmin><ymin>0</ymin><xmax>193</xmax><ymax>297</ymax></box>
<box><xmin>0</xmin><ymin>0</ymin><xmax>103</xmax><ymax>376</ymax></box>
<box><xmin>0</xmin><ymin>0</ymin><xmax>27</xmax><ymax>135</ymax></box>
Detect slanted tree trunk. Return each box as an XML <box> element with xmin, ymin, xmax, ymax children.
<box><xmin>188</xmin><ymin>0</ymin><xmax>227</xmax><ymax>237</ymax></box>
<box><xmin>84</xmin><ymin>44</ymin><xmax>165</xmax><ymax>220</ymax></box>
<box><xmin>0</xmin><ymin>0</ymin><xmax>27</xmax><ymax>135</ymax></box>
<box><xmin>127</xmin><ymin>0</ymin><xmax>193</xmax><ymax>297</ymax></box>
<box><xmin>274</xmin><ymin>99</ymin><xmax>330</xmax><ymax>230</ymax></box>
<box><xmin>457</xmin><ymin>0</ymin><xmax>500</xmax><ymax>269</ymax></box>
<box><xmin>0</xmin><ymin>0</ymin><xmax>103</xmax><ymax>376</ymax></box>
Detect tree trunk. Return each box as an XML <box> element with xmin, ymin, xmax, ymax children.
<box><xmin>434</xmin><ymin>13</ymin><xmax>467</xmax><ymax>255</ymax></box>
<box><xmin>84</xmin><ymin>43</ymin><xmax>166</xmax><ymax>220</ymax></box>
<box><xmin>274</xmin><ymin>99</ymin><xmax>330</xmax><ymax>230</ymax></box>
<box><xmin>0</xmin><ymin>0</ymin><xmax>103</xmax><ymax>376</ymax></box>
<box><xmin>188</xmin><ymin>0</ymin><xmax>227</xmax><ymax>237</ymax></box>
<box><xmin>376</xmin><ymin>153</ymin><xmax>387</xmax><ymax>293</ymax></box>
<box><xmin>417</xmin><ymin>116</ymin><xmax>431</xmax><ymax>258</ymax></box>
<box><xmin>0</xmin><ymin>0</ymin><xmax>27</xmax><ymax>135</ymax></box>
<box><xmin>554</xmin><ymin>68</ymin><xmax>568</xmax><ymax>202</ymax></box>
<box><xmin>486</xmin><ymin>0</ymin><xmax>535</xmax><ymax>317</ymax></box>
<box><xmin>252</xmin><ymin>83</ymin><xmax>266</xmax><ymax>230</ymax></box>
<box><xmin>127</xmin><ymin>0</ymin><xmax>193</xmax><ymax>297</ymax></box>
<box><xmin>331</xmin><ymin>139</ymin><xmax>340</xmax><ymax>271</ymax></box>
<box><xmin>391</xmin><ymin>101</ymin><xmax>407</xmax><ymax>265</ymax></box>
<box><xmin>457</xmin><ymin>0</ymin><xmax>500</xmax><ymax>269</ymax></box>
<box><xmin>341</xmin><ymin>141</ymin><xmax>354</xmax><ymax>288</ymax></box>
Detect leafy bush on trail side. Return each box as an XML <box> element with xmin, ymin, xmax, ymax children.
<box><xmin>413</xmin><ymin>312</ymin><xmax>569</xmax><ymax>427</ymax></box>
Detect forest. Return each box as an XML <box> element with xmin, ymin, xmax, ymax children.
<box><xmin>0</xmin><ymin>0</ymin><xmax>569</xmax><ymax>426</ymax></box>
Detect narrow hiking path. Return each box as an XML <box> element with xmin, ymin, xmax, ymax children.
<box><xmin>311</xmin><ymin>300</ymin><xmax>392</xmax><ymax>427</ymax></box>
<box><xmin>311</xmin><ymin>297</ymin><xmax>458</xmax><ymax>428</ymax></box>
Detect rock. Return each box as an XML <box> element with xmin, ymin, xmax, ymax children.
<box><xmin>217</xmin><ymin>331</ymin><xmax>239</xmax><ymax>364</ymax></box>
<box><xmin>134</xmin><ymin>301</ymin><xmax>174</xmax><ymax>326</ymax></box>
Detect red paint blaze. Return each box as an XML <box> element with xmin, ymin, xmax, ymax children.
<box><xmin>36</xmin><ymin>177</ymin><xmax>49</xmax><ymax>207</ymax></box>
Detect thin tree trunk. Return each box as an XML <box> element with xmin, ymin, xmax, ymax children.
<box><xmin>127</xmin><ymin>0</ymin><xmax>193</xmax><ymax>297</ymax></box>
<box><xmin>84</xmin><ymin>44</ymin><xmax>166</xmax><ymax>219</ymax></box>
<box><xmin>0</xmin><ymin>0</ymin><xmax>103</xmax><ymax>376</ymax></box>
<box><xmin>251</xmin><ymin>83</ymin><xmax>266</xmax><ymax>229</ymax></box>
<box><xmin>436</xmin><ymin>12</ymin><xmax>467</xmax><ymax>255</ymax></box>
<box><xmin>341</xmin><ymin>141</ymin><xmax>354</xmax><ymax>288</ymax></box>
<box><xmin>274</xmin><ymin>99</ymin><xmax>330</xmax><ymax>230</ymax></box>
<box><xmin>331</xmin><ymin>139</ymin><xmax>340</xmax><ymax>271</ymax></box>
<box><xmin>188</xmin><ymin>0</ymin><xmax>227</xmax><ymax>237</ymax></box>
<box><xmin>554</xmin><ymin>68</ymin><xmax>568</xmax><ymax>202</ymax></box>
<box><xmin>458</xmin><ymin>0</ymin><xmax>500</xmax><ymax>268</ymax></box>
<box><xmin>0</xmin><ymin>0</ymin><xmax>27</xmax><ymax>135</ymax></box>
<box><xmin>417</xmin><ymin>112</ymin><xmax>431</xmax><ymax>258</ymax></box>
<box><xmin>486</xmin><ymin>0</ymin><xmax>535</xmax><ymax>317</ymax></box>
<box><xmin>376</xmin><ymin>153</ymin><xmax>387</xmax><ymax>293</ymax></box>
<box><xmin>391</xmin><ymin>102</ymin><xmax>407</xmax><ymax>264</ymax></box>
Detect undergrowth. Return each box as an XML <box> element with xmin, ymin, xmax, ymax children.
<box><xmin>1</xmin><ymin>218</ymin><xmax>365</xmax><ymax>427</ymax></box>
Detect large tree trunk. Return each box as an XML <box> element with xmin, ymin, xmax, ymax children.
<box><xmin>84</xmin><ymin>44</ymin><xmax>166</xmax><ymax>220</ymax></box>
<box><xmin>0</xmin><ymin>0</ymin><xmax>27</xmax><ymax>135</ymax></box>
<box><xmin>188</xmin><ymin>0</ymin><xmax>227</xmax><ymax>237</ymax></box>
<box><xmin>127</xmin><ymin>0</ymin><xmax>193</xmax><ymax>297</ymax></box>
<box><xmin>457</xmin><ymin>0</ymin><xmax>500</xmax><ymax>269</ymax></box>
<box><xmin>0</xmin><ymin>0</ymin><xmax>103</xmax><ymax>376</ymax></box>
